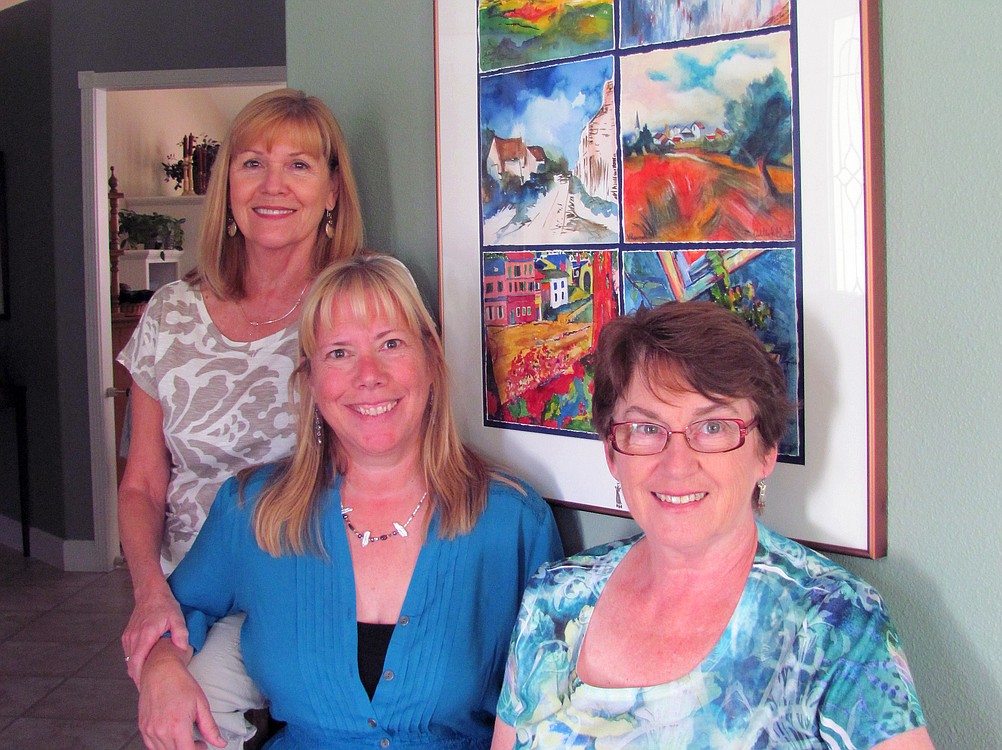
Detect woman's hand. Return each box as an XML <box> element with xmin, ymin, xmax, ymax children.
<box><xmin>138</xmin><ymin>639</ymin><xmax>225</xmax><ymax>750</ymax></box>
<box><xmin>123</xmin><ymin>579</ymin><xmax>189</xmax><ymax>685</ymax></box>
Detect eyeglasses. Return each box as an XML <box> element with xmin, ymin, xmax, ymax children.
<box><xmin>608</xmin><ymin>418</ymin><xmax>758</xmax><ymax>456</ymax></box>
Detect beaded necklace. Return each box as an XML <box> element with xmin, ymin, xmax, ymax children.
<box><xmin>341</xmin><ymin>491</ymin><xmax>428</xmax><ymax>548</ymax></box>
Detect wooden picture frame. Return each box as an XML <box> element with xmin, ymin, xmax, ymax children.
<box><xmin>435</xmin><ymin>0</ymin><xmax>886</xmax><ymax>557</ymax></box>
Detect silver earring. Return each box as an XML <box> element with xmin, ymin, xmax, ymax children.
<box><xmin>313</xmin><ymin>408</ymin><xmax>324</xmax><ymax>445</ymax></box>
<box><xmin>226</xmin><ymin>215</ymin><xmax>238</xmax><ymax>238</ymax></box>
<box><xmin>755</xmin><ymin>479</ymin><xmax>767</xmax><ymax>512</ymax></box>
<box><xmin>614</xmin><ymin>482</ymin><xmax>624</xmax><ymax>509</ymax></box>
<box><xmin>324</xmin><ymin>209</ymin><xmax>334</xmax><ymax>239</ymax></box>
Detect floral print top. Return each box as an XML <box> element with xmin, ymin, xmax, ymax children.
<box><xmin>498</xmin><ymin>524</ymin><xmax>925</xmax><ymax>749</ymax></box>
<box><xmin>118</xmin><ymin>281</ymin><xmax>299</xmax><ymax>572</ymax></box>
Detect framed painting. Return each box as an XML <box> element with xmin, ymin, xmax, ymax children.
<box><xmin>0</xmin><ymin>152</ymin><xmax>9</xmax><ymax>320</ymax></box>
<box><xmin>435</xmin><ymin>0</ymin><xmax>887</xmax><ymax>557</ymax></box>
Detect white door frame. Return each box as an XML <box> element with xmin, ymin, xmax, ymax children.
<box><xmin>78</xmin><ymin>67</ymin><xmax>286</xmax><ymax>572</ymax></box>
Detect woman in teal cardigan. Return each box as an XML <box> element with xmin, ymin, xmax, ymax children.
<box><xmin>136</xmin><ymin>254</ymin><xmax>562</xmax><ymax>749</ymax></box>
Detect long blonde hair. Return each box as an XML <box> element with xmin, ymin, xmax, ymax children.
<box><xmin>188</xmin><ymin>88</ymin><xmax>364</xmax><ymax>299</ymax></box>
<box><xmin>249</xmin><ymin>253</ymin><xmax>492</xmax><ymax>556</ymax></box>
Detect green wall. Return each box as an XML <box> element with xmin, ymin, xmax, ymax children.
<box><xmin>286</xmin><ymin>2</ymin><xmax>440</xmax><ymax>304</ymax></box>
<box><xmin>287</xmin><ymin>2</ymin><xmax>1002</xmax><ymax>746</ymax></box>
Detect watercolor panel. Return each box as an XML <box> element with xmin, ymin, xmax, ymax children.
<box><xmin>482</xmin><ymin>249</ymin><xmax>617</xmax><ymax>433</ymax></box>
<box><xmin>620</xmin><ymin>0</ymin><xmax>790</xmax><ymax>48</ymax></box>
<box><xmin>620</xmin><ymin>31</ymin><xmax>795</xmax><ymax>243</ymax></box>
<box><xmin>622</xmin><ymin>248</ymin><xmax>802</xmax><ymax>458</ymax></box>
<box><xmin>479</xmin><ymin>0</ymin><xmax>614</xmax><ymax>72</ymax></box>
<box><xmin>480</xmin><ymin>57</ymin><xmax>619</xmax><ymax>246</ymax></box>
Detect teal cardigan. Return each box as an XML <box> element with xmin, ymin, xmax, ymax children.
<box><xmin>170</xmin><ymin>466</ymin><xmax>563</xmax><ymax>750</ymax></box>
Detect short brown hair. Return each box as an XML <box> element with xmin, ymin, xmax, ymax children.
<box><xmin>190</xmin><ymin>88</ymin><xmax>364</xmax><ymax>299</ymax></box>
<box><xmin>592</xmin><ymin>301</ymin><xmax>795</xmax><ymax>451</ymax></box>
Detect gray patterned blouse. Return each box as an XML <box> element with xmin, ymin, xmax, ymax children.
<box><xmin>117</xmin><ymin>281</ymin><xmax>299</xmax><ymax>572</ymax></box>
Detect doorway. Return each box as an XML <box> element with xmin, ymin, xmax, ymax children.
<box><xmin>80</xmin><ymin>67</ymin><xmax>286</xmax><ymax>571</ymax></box>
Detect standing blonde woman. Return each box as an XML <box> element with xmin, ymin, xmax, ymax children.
<box><xmin>136</xmin><ymin>254</ymin><xmax>563</xmax><ymax>750</ymax></box>
<box><xmin>117</xmin><ymin>88</ymin><xmax>364</xmax><ymax>747</ymax></box>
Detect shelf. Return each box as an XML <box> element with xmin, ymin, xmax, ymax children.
<box><xmin>126</xmin><ymin>195</ymin><xmax>206</xmax><ymax>208</ymax></box>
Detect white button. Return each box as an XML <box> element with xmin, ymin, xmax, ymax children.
<box><xmin>382</xmin><ymin>670</ymin><xmax>395</xmax><ymax>681</ymax></box>
<box><xmin>398</xmin><ymin>615</ymin><xmax>409</xmax><ymax>626</ymax></box>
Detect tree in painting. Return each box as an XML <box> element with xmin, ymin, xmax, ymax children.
<box><xmin>619</xmin><ymin>33</ymin><xmax>796</xmax><ymax>243</ymax></box>
<box><xmin>726</xmin><ymin>70</ymin><xmax>793</xmax><ymax>200</ymax></box>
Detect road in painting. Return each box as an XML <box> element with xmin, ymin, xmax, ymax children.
<box><xmin>620</xmin><ymin>31</ymin><xmax>795</xmax><ymax>243</ymax></box>
<box><xmin>482</xmin><ymin>250</ymin><xmax>616</xmax><ymax>433</ymax></box>
<box><xmin>480</xmin><ymin>57</ymin><xmax>619</xmax><ymax>245</ymax></box>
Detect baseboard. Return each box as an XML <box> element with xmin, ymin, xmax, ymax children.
<box><xmin>0</xmin><ymin>514</ymin><xmax>113</xmax><ymax>571</ymax></box>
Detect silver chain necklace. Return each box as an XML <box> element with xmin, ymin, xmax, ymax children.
<box><xmin>341</xmin><ymin>491</ymin><xmax>428</xmax><ymax>548</ymax></box>
<box><xmin>238</xmin><ymin>283</ymin><xmax>309</xmax><ymax>328</ymax></box>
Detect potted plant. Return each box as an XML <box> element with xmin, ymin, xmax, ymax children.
<box><xmin>162</xmin><ymin>134</ymin><xmax>220</xmax><ymax>194</ymax></box>
<box><xmin>119</xmin><ymin>210</ymin><xmax>185</xmax><ymax>252</ymax></box>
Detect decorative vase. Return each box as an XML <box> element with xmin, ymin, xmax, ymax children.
<box><xmin>193</xmin><ymin>148</ymin><xmax>210</xmax><ymax>195</ymax></box>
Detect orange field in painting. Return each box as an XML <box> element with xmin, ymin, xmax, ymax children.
<box><xmin>486</xmin><ymin>319</ymin><xmax>591</xmax><ymax>405</ymax></box>
<box><xmin>623</xmin><ymin>151</ymin><xmax>795</xmax><ymax>243</ymax></box>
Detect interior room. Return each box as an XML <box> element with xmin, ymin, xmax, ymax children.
<box><xmin>0</xmin><ymin>1</ymin><xmax>999</xmax><ymax>748</ymax></box>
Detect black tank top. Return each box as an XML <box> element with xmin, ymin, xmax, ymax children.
<box><xmin>357</xmin><ymin>621</ymin><xmax>396</xmax><ymax>700</ymax></box>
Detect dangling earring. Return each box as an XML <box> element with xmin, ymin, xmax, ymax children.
<box><xmin>614</xmin><ymin>482</ymin><xmax>624</xmax><ymax>509</ymax></box>
<box><xmin>755</xmin><ymin>479</ymin><xmax>767</xmax><ymax>513</ymax></box>
<box><xmin>226</xmin><ymin>214</ymin><xmax>238</xmax><ymax>238</ymax></box>
<box><xmin>324</xmin><ymin>209</ymin><xmax>335</xmax><ymax>239</ymax></box>
<box><xmin>313</xmin><ymin>408</ymin><xmax>324</xmax><ymax>446</ymax></box>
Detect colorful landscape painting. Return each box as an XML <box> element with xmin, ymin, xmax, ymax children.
<box><xmin>480</xmin><ymin>57</ymin><xmax>619</xmax><ymax>245</ymax></box>
<box><xmin>479</xmin><ymin>0</ymin><xmax>614</xmax><ymax>72</ymax></box>
<box><xmin>482</xmin><ymin>250</ymin><xmax>617</xmax><ymax>433</ymax></box>
<box><xmin>620</xmin><ymin>31</ymin><xmax>795</xmax><ymax>243</ymax></box>
<box><xmin>622</xmin><ymin>248</ymin><xmax>802</xmax><ymax>458</ymax></box>
<box><xmin>620</xmin><ymin>0</ymin><xmax>790</xmax><ymax>48</ymax></box>
<box><xmin>472</xmin><ymin>3</ymin><xmax>804</xmax><ymax>455</ymax></box>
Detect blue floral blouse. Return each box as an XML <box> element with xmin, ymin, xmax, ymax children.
<box><xmin>498</xmin><ymin>524</ymin><xmax>925</xmax><ymax>749</ymax></box>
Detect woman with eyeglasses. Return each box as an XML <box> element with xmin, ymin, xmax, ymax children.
<box><xmin>491</xmin><ymin>301</ymin><xmax>934</xmax><ymax>750</ymax></box>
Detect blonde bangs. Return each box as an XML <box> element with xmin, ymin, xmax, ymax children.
<box><xmin>301</xmin><ymin>259</ymin><xmax>430</xmax><ymax>363</ymax></box>
<box><xmin>230</xmin><ymin>110</ymin><xmax>332</xmax><ymax>166</ymax></box>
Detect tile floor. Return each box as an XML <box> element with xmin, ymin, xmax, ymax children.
<box><xmin>0</xmin><ymin>542</ymin><xmax>144</xmax><ymax>749</ymax></box>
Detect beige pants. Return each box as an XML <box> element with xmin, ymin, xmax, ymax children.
<box><xmin>188</xmin><ymin>613</ymin><xmax>267</xmax><ymax>750</ymax></box>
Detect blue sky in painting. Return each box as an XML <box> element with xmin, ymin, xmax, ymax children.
<box><xmin>480</xmin><ymin>56</ymin><xmax>614</xmax><ymax>165</ymax></box>
<box><xmin>620</xmin><ymin>32</ymin><xmax>790</xmax><ymax>128</ymax></box>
